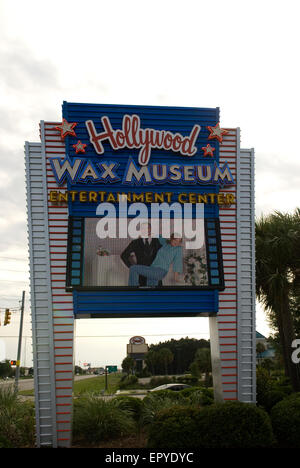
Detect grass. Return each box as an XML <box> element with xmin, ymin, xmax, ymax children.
<box><xmin>19</xmin><ymin>373</ymin><xmax>123</xmax><ymax>397</ymax></box>
<box><xmin>0</xmin><ymin>386</ymin><xmax>35</xmax><ymax>448</ymax></box>
<box><xmin>74</xmin><ymin>373</ymin><xmax>122</xmax><ymax>396</ymax></box>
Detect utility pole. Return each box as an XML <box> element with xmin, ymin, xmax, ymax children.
<box><xmin>105</xmin><ymin>365</ymin><xmax>108</xmax><ymax>392</ymax></box>
<box><xmin>14</xmin><ymin>291</ymin><xmax>25</xmax><ymax>394</ymax></box>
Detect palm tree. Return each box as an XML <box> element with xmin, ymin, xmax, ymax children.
<box><xmin>144</xmin><ymin>349</ymin><xmax>159</xmax><ymax>375</ymax></box>
<box><xmin>158</xmin><ymin>348</ymin><xmax>174</xmax><ymax>375</ymax></box>
<box><xmin>190</xmin><ymin>347</ymin><xmax>212</xmax><ymax>386</ymax></box>
<box><xmin>255</xmin><ymin>210</ymin><xmax>300</xmax><ymax>391</ymax></box>
<box><xmin>256</xmin><ymin>342</ymin><xmax>266</xmax><ymax>363</ymax></box>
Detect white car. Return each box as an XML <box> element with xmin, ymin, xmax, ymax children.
<box><xmin>150</xmin><ymin>383</ymin><xmax>191</xmax><ymax>392</ymax></box>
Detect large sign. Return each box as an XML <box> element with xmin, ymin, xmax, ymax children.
<box><xmin>129</xmin><ymin>336</ymin><xmax>146</xmax><ymax>345</ymax></box>
<box><xmin>45</xmin><ymin>103</ymin><xmax>237</xmax><ymax>316</ymax></box>
<box><xmin>25</xmin><ymin>102</ymin><xmax>256</xmax><ymax>447</ymax></box>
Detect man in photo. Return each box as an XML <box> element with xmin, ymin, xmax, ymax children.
<box><xmin>128</xmin><ymin>233</ymin><xmax>183</xmax><ymax>287</ymax></box>
<box><xmin>120</xmin><ymin>223</ymin><xmax>162</xmax><ymax>286</ymax></box>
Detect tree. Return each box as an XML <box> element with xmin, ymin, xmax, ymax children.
<box><xmin>0</xmin><ymin>360</ymin><xmax>12</xmax><ymax>378</ymax></box>
<box><xmin>256</xmin><ymin>209</ymin><xmax>300</xmax><ymax>391</ymax></box>
<box><xmin>121</xmin><ymin>356</ymin><xmax>135</xmax><ymax>375</ymax></box>
<box><xmin>256</xmin><ymin>342</ymin><xmax>266</xmax><ymax>363</ymax></box>
<box><xmin>157</xmin><ymin>348</ymin><xmax>174</xmax><ymax>375</ymax></box>
<box><xmin>145</xmin><ymin>338</ymin><xmax>210</xmax><ymax>375</ymax></box>
<box><xmin>144</xmin><ymin>349</ymin><xmax>160</xmax><ymax>375</ymax></box>
<box><xmin>190</xmin><ymin>347</ymin><xmax>211</xmax><ymax>386</ymax></box>
<box><xmin>75</xmin><ymin>365</ymin><xmax>84</xmax><ymax>375</ymax></box>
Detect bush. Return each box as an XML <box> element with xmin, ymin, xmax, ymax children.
<box><xmin>142</xmin><ymin>386</ymin><xmax>215</xmax><ymax>429</ymax></box>
<box><xmin>188</xmin><ymin>388</ymin><xmax>214</xmax><ymax>406</ymax></box>
<box><xmin>271</xmin><ymin>393</ymin><xmax>300</xmax><ymax>447</ymax></box>
<box><xmin>261</xmin><ymin>389</ymin><xmax>288</xmax><ymax>413</ymax></box>
<box><xmin>112</xmin><ymin>395</ymin><xmax>143</xmax><ymax>421</ymax></box>
<box><xmin>118</xmin><ymin>374</ymin><xmax>138</xmax><ymax>389</ymax></box>
<box><xmin>176</xmin><ymin>375</ymin><xmax>199</xmax><ymax>386</ymax></box>
<box><xmin>146</xmin><ymin>389</ymin><xmax>185</xmax><ymax>401</ymax></box>
<box><xmin>73</xmin><ymin>395</ymin><xmax>136</xmax><ymax>444</ymax></box>
<box><xmin>135</xmin><ymin>369</ymin><xmax>151</xmax><ymax>378</ymax></box>
<box><xmin>147</xmin><ymin>401</ymin><xmax>274</xmax><ymax>448</ymax></box>
<box><xmin>141</xmin><ymin>392</ymin><xmax>187</xmax><ymax>427</ymax></box>
<box><xmin>0</xmin><ymin>386</ymin><xmax>35</xmax><ymax>448</ymax></box>
<box><xmin>147</xmin><ymin>406</ymin><xmax>200</xmax><ymax>448</ymax></box>
<box><xmin>149</xmin><ymin>376</ymin><xmax>174</xmax><ymax>388</ymax></box>
<box><xmin>256</xmin><ymin>367</ymin><xmax>290</xmax><ymax>412</ymax></box>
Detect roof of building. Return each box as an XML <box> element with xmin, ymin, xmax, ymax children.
<box><xmin>256</xmin><ymin>331</ymin><xmax>266</xmax><ymax>339</ymax></box>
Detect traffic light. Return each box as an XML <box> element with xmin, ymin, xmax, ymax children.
<box><xmin>10</xmin><ymin>360</ymin><xmax>20</xmax><ymax>367</ymax></box>
<box><xmin>4</xmin><ymin>309</ymin><xmax>11</xmax><ymax>326</ymax></box>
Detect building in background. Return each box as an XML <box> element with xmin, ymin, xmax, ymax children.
<box><xmin>127</xmin><ymin>336</ymin><xmax>148</xmax><ymax>373</ymax></box>
<box><xmin>256</xmin><ymin>331</ymin><xmax>276</xmax><ymax>360</ymax></box>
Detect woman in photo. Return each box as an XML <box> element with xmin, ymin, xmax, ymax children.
<box><xmin>128</xmin><ymin>233</ymin><xmax>183</xmax><ymax>287</ymax></box>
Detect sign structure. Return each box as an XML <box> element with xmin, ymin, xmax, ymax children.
<box><xmin>129</xmin><ymin>336</ymin><xmax>146</xmax><ymax>345</ymax></box>
<box><xmin>106</xmin><ymin>365</ymin><xmax>118</xmax><ymax>373</ymax></box>
<box><xmin>25</xmin><ymin>102</ymin><xmax>255</xmax><ymax>448</ymax></box>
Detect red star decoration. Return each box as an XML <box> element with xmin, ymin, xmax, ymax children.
<box><xmin>202</xmin><ymin>144</ymin><xmax>216</xmax><ymax>157</ymax></box>
<box><xmin>207</xmin><ymin>122</ymin><xmax>229</xmax><ymax>143</ymax></box>
<box><xmin>73</xmin><ymin>140</ymin><xmax>87</xmax><ymax>154</ymax></box>
<box><xmin>54</xmin><ymin>118</ymin><xmax>77</xmax><ymax>140</ymax></box>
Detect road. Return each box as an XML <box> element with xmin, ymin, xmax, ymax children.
<box><xmin>0</xmin><ymin>374</ymin><xmax>99</xmax><ymax>392</ymax></box>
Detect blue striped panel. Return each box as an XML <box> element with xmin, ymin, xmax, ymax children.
<box><xmin>73</xmin><ymin>290</ymin><xmax>219</xmax><ymax>317</ymax></box>
<box><xmin>63</xmin><ymin>102</ymin><xmax>220</xmax><ymax>317</ymax></box>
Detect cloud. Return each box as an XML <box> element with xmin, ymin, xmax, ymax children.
<box><xmin>256</xmin><ymin>151</ymin><xmax>300</xmax><ymax>191</ymax></box>
<box><xmin>0</xmin><ymin>38</ymin><xmax>59</xmax><ymax>93</ymax></box>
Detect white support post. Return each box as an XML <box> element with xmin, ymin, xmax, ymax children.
<box><xmin>209</xmin><ymin>315</ymin><xmax>224</xmax><ymax>403</ymax></box>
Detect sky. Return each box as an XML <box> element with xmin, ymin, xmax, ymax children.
<box><xmin>0</xmin><ymin>0</ymin><xmax>300</xmax><ymax>368</ymax></box>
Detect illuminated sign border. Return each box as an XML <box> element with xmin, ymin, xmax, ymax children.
<box><xmin>65</xmin><ymin>215</ymin><xmax>225</xmax><ymax>292</ymax></box>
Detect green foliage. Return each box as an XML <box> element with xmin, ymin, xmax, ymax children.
<box><xmin>147</xmin><ymin>389</ymin><xmax>185</xmax><ymax>401</ymax></box>
<box><xmin>271</xmin><ymin>393</ymin><xmax>300</xmax><ymax>447</ymax></box>
<box><xmin>73</xmin><ymin>395</ymin><xmax>136</xmax><ymax>445</ymax></box>
<box><xmin>118</xmin><ymin>374</ymin><xmax>138</xmax><ymax>389</ymax></box>
<box><xmin>121</xmin><ymin>356</ymin><xmax>136</xmax><ymax>375</ymax></box>
<box><xmin>147</xmin><ymin>405</ymin><xmax>200</xmax><ymax>448</ymax></box>
<box><xmin>158</xmin><ymin>348</ymin><xmax>174</xmax><ymax>375</ymax></box>
<box><xmin>145</xmin><ymin>337</ymin><xmax>210</xmax><ymax>375</ymax></box>
<box><xmin>147</xmin><ymin>401</ymin><xmax>275</xmax><ymax>448</ymax></box>
<box><xmin>177</xmin><ymin>387</ymin><xmax>201</xmax><ymax>398</ymax></box>
<box><xmin>176</xmin><ymin>375</ymin><xmax>199</xmax><ymax>385</ymax></box>
<box><xmin>0</xmin><ymin>386</ymin><xmax>35</xmax><ymax>448</ymax></box>
<box><xmin>141</xmin><ymin>387</ymin><xmax>214</xmax><ymax>428</ymax></box>
<box><xmin>255</xmin><ymin>210</ymin><xmax>300</xmax><ymax>391</ymax></box>
<box><xmin>256</xmin><ymin>367</ymin><xmax>292</xmax><ymax>412</ymax></box>
<box><xmin>0</xmin><ymin>360</ymin><xmax>14</xmax><ymax>378</ymax></box>
<box><xmin>149</xmin><ymin>376</ymin><xmax>174</xmax><ymax>388</ymax></box>
<box><xmin>141</xmin><ymin>393</ymin><xmax>186</xmax><ymax>427</ymax></box>
<box><xmin>188</xmin><ymin>387</ymin><xmax>214</xmax><ymax>406</ymax></box>
<box><xmin>112</xmin><ymin>395</ymin><xmax>143</xmax><ymax>421</ymax></box>
<box><xmin>135</xmin><ymin>368</ymin><xmax>151</xmax><ymax>378</ymax></box>
<box><xmin>73</xmin><ymin>374</ymin><xmax>122</xmax><ymax>396</ymax></box>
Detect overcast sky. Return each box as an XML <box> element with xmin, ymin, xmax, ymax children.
<box><xmin>0</xmin><ymin>0</ymin><xmax>300</xmax><ymax>368</ymax></box>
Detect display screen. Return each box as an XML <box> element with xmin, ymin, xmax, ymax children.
<box><xmin>66</xmin><ymin>211</ymin><xmax>224</xmax><ymax>291</ymax></box>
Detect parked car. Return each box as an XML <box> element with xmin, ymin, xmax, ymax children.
<box><xmin>150</xmin><ymin>383</ymin><xmax>191</xmax><ymax>392</ymax></box>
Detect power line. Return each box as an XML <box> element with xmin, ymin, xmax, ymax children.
<box><xmin>0</xmin><ymin>269</ymin><xmax>27</xmax><ymax>273</ymax></box>
<box><xmin>75</xmin><ymin>333</ymin><xmax>210</xmax><ymax>338</ymax></box>
<box><xmin>0</xmin><ymin>256</ymin><xmax>27</xmax><ymax>261</ymax></box>
<box><xmin>0</xmin><ymin>280</ymin><xmax>28</xmax><ymax>283</ymax></box>
<box><xmin>2</xmin><ymin>332</ymin><xmax>209</xmax><ymax>339</ymax></box>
